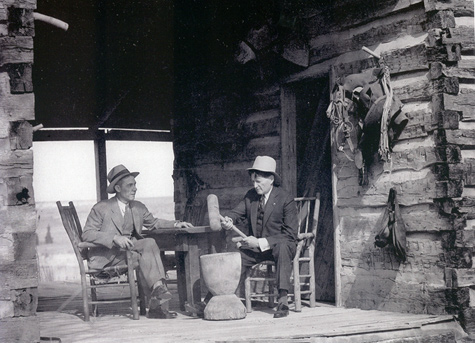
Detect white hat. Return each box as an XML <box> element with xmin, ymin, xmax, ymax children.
<box><xmin>247</xmin><ymin>156</ymin><xmax>281</xmax><ymax>186</ymax></box>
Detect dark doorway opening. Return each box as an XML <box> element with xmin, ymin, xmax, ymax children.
<box><xmin>294</xmin><ymin>77</ymin><xmax>335</xmax><ymax>303</ymax></box>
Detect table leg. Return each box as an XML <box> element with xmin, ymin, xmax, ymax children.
<box><xmin>175</xmin><ymin>251</ymin><xmax>187</xmax><ymax>311</ymax></box>
<box><xmin>184</xmin><ymin>236</ymin><xmax>201</xmax><ymax>307</ymax></box>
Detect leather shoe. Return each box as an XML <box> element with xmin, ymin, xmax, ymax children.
<box><xmin>273</xmin><ymin>303</ymin><xmax>289</xmax><ymax>318</ymax></box>
<box><xmin>149</xmin><ymin>285</ymin><xmax>172</xmax><ymax>309</ymax></box>
<box><xmin>148</xmin><ymin>307</ymin><xmax>178</xmax><ymax>319</ymax></box>
<box><xmin>185</xmin><ymin>301</ymin><xmax>206</xmax><ymax>318</ymax></box>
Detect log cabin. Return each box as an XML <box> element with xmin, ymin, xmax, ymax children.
<box><xmin>0</xmin><ymin>0</ymin><xmax>474</xmax><ymax>341</ymax></box>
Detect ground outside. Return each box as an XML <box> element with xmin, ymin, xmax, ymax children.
<box><xmin>37</xmin><ymin>280</ymin><xmax>472</xmax><ymax>343</ymax></box>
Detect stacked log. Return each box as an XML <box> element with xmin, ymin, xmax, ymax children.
<box><xmin>0</xmin><ymin>1</ymin><xmax>39</xmax><ymax>342</ymax></box>
<box><xmin>321</xmin><ymin>0</ymin><xmax>474</xmax><ymax>333</ymax></box>
<box><xmin>172</xmin><ymin>0</ymin><xmax>474</xmax><ymax>327</ymax></box>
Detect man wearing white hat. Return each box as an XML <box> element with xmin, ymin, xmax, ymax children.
<box><xmin>221</xmin><ymin>156</ymin><xmax>298</xmax><ymax>318</ymax></box>
<box><xmin>82</xmin><ymin>164</ymin><xmax>193</xmax><ymax>319</ymax></box>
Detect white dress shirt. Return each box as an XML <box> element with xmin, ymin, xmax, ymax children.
<box><xmin>117</xmin><ymin>198</ymin><xmax>127</xmax><ymax>217</ymax></box>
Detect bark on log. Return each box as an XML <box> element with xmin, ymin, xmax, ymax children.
<box><xmin>0</xmin><ymin>316</ymin><xmax>39</xmax><ymax>343</ymax></box>
<box><xmin>424</xmin><ymin>0</ymin><xmax>474</xmax><ymax>17</ymax></box>
<box><xmin>0</xmin><ymin>206</ymin><xmax>36</xmax><ymax>233</ymax></box>
<box><xmin>309</xmin><ymin>11</ymin><xmax>427</xmax><ymax>65</ymax></box>
<box><xmin>0</xmin><ymin>37</ymin><xmax>33</xmax><ymax>66</ymax></box>
<box><xmin>0</xmin><ymin>260</ymin><xmax>38</xmax><ymax>289</ymax></box>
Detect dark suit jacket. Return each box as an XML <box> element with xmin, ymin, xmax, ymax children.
<box><xmin>227</xmin><ymin>186</ymin><xmax>298</xmax><ymax>247</ymax></box>
<box><xmin>82</xmin><ymin>196</ymin><xmax>176</xmax><ymax>271</ymax></box>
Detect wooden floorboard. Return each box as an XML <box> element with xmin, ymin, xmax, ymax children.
<box><xmin>38</xmin><ymin>282</ymin><xmax>466</xmax><ymax>343</ymax></box>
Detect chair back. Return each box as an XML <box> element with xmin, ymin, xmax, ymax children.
<box><xmin>183</xmin><ymin>197</ymin><xmax>207</xmax><ymax>226</ymax></box>
<box><xmin>294</xmin><ymin>193</ymin><xmax>321</xmax><ymax>240</ymax></box>
<box><xmin>56</xmin><ymin>201</ymin><xmax>88</xmax><ymax>263</ymax></box>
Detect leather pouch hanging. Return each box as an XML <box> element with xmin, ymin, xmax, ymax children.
<box><xmin>374</xmin><ymin>188</ymin><xmax>407</xmax><ymax>262</ymax></box>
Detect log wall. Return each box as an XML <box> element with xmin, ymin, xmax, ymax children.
<box><xmin>312</xmin><ymin>0</ymin><xmax>475</xmax><ymax>332</ymax></box>
<box><xmin>0</xmin><ymin>0</ymin><xmax>39</xmax><ymax>342</ymax></box>
<box><xmin>173</xmin><ymin>0</ymin><xmax>474</xmax><ymax>331</ymax></box>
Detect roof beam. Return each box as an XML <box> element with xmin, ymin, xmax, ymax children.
<box><xmin>33</xmin><ymin>128</ymin><xmax>173</xmax><ymax>142</ymax></box>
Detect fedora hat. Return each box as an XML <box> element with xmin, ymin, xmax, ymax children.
<box><xmin>247</xmin><ymin>156</ymin><xmax>281</xmax><ymax>186</ymax></box>
<box><xmin>106</xmin><ymin>164</ymin><xmax>139</xmax><ymax>194</ymax></box>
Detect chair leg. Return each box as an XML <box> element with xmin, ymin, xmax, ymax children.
<box><xmin>137</xmin><ymin>273</ymin><xmax>147</xmax><ymax>315</ymax></box>
<box><xmin>81</xmin><ymin>275</ymin><xmax>90</xmax><ymax>322</ymax></box>
<box><xmin>244</xmin><ymin>271</ymin><xmax>252</xmax><ymax>313</ymax></box>
<box><xmin>90</xmin><ymin>280</ymin><xmax>99</xmax><ymax>317</ymax></box>
<box><xmin>267</xmin><ymin>264</ymin><xmax>275</xmax><ymax>308</ymax></box>
<box><xmin>293</xmin><ymin>257</ymin><xmax>302</xmax><ymax>312</ymax></box>
<box><xmin>308</xmin><ymin>245</ymin><xmax>316</xmax><ymax>308</ymax></box>
<box><xmin>127</xmin><ymin>251</ymin><xmax>140</xmax><ymax>320</ymax></box>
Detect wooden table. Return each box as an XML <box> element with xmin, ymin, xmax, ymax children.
<box><xmin>143</xmin><ymin>226</ymin><xmax>223</xmax><ymax>310</ymax></box>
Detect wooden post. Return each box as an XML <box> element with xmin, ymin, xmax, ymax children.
<box><xmin>280</xmin><ymin>85</ymin><xmax>297</xmax><ymax>196</ymax></box>
<box><xmin>94</xmin><ymin>130</ymin><xmax>108</xmax><ymax>201</ymax></box>
<box><xmin>329</xmin><ymin>66</ymin><xmax>342</xmax><ymax>307</ymax></box>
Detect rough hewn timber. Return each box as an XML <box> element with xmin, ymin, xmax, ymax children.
<box><xmin>427</xmin><ymin>43</ymin><xmax>462</xmax><ymax>63</ymax></box>
<box><xmin>247</xmin><ymin>86</ymin><xmax>280</xmax><ymax>113</ymax></box>
<box><xmin>304</xmin><ymin>0</ymin><xmax>424</xmax><ymax>37</ymax></box>
<box><xmin>0</xmin><ymin>316</ymin><xmax>39</xmax><ymax>343</ymax></box>
<box><xmin>243</xmin><ymin>109</ymin><xmax>280</xmax><ymax>138</ymax></box>
<box><xmin>392</xmin><ymin>73</ymin><xmax>433</xmax><ymax>102</ymax></box>
<box><xmin>424</xmin><ymin>0</ymin><xmax>474</xmax><ymax>16</ymax></box>
<box><xmin>0</xmin><ymin>259</ymin><xmax>38</xmax><ymax>289</ymax></box>
<box><xmin>12</xmin><ymin>287</ymin><xmax>37</xmax><ymax>316</ymax></box>
<box><xmin>0</xmin><ymin>150</ymin><xmax>34</xmax><ymax>174</ymax></box>
<box><xmin>6</xmin><ymin>63</ymin><xmax>33</xmax><ymax>94</ymax></box>
<box><xmin>339</xmin><ymin>204</ymin><xmax>451</xmax><ymax>233</ymax></box>
<box><xmin>442</xmin><ymin>26</ymin><xmax>475</xmax><ymax>53</ymax></box>
<box><xmin>381</xmin><ymin>44</ymin><xmax>429</xmax><ymax>74</ymax></box>
<box><xmin>337</xmin><ymin>169</ymin><xmax>441</xmax><ymax>207</ymax></box>
<box><xmin>0</xmin><ymin>205</ymin><xmax>36</xmax><ymax>234</ymax></box>
<box><xmin>309</xmin><ymin>11</ymin><xmax>427</xmax><ymax>65</ymax></box>
<box><xmin>193</xmin><ymin>136</ymin><xmax>281</xmax><ymax>166</ymax></box>
<box><xmin>445</xmin><ymin>197</ymin><xmax>475</xmax><ymax>219</ymax></box>
<box><xmin>9</xmin><ymin>121</ymin><xmax>32</xmax><ymax>149</ymax></box>
<box><xmin>3</xmin><ymin>0</ymin><xmax>36</xmax><ymax>8</ymax></box>
<box><xmin>444</xmin><ymin>129</ymin><xmax>475</xmax><ymax>149</ymax></box>
<box><xmin>444</xmin><ymin>60</ymin><xmax>475</xmax><ymax>81</ymax></box>
<box><xmin>0</xmin><ymin>36</ymin><xmax>33</xmax><ymax>66</ymax></box>
<box><xmin>453</xmin><ymin>268</ymin><xmax>475</xmax><ymax>287</ymax></box>
<box><xmin>442</xmin><ymin>89</ymin><xmax>475</xmax><ymax>120</ymax></box>
<box><xmin>397</xmin><ymin>103</ymin><xmax>434</xmax><ymax>140</ymax></box>
<box><xmin>426</xmin><ymin>8</ymin><xmax>456</xmax><ymax>29</ymax></box>
<box><xmin>456</xmin><ymin>230</ymin><xmax>475</xmax><ymax>248</ymax></box>
<box><xmin>462</xmin><ymin>158</ymin><xmax>475</xmax><ymax>186</ymax></box>
<box><xmin>280</xmin><ymin>86</ymin><xmax>297</xmax><ymax>196</ymax></box>
<box><xmin>0</xmin><ymin>73</ymin><xmax>34</xmax><ymax>121</ymax></box>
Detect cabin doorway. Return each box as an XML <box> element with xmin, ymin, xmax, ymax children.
<box><xmin>292</xmin><ymin>77</ymin><xmax>335</xmax><ymax>303</ymax></box>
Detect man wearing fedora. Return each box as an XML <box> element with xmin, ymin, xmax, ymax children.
<box><xmin>82</xmin><ymin>164</ymin><xmax>193</xmax><ymax>319</ymax></box>
<box><xmin>222</xmin><ymin>155</ymin><xmax>298</xmax><ymax>318</ymax></box>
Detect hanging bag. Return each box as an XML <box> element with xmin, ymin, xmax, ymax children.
<box><xmin>374</xmin><ymin>188</ymin><xmax>407</xmax><ymax>262</ymax></box>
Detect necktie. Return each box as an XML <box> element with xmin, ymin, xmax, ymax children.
<box><xmin>256</xmin><ymin>195</ymin><xmax>265</xmax><ymax>237</ymax></box>
<box><xmin>123</xmin><ymin>204</ymin><xmax>134</xmax><ymax>237</ymax></box>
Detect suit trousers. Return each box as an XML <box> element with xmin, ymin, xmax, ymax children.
<box><xmin>108</xmin><ymin>238</ymin><xmax>166</xmax><ymax>290</ymax></box>
<box><xmin>240</xmin><ymin>240</ymin><xmax>297</xmax><ymax>292</ymax></box>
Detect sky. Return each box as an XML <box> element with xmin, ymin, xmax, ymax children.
<box><xmin>32</xmin><ymin>140</ymin><xmax>174</xmax><ymax>202</ymax></box>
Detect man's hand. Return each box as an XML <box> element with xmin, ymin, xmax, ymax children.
<box><xmin>235</xmin><ymin>236</ymin><xmax>260</xmax><ymax>252</ymax></box>
<box><xmin>113</xmin><ymin>235</ymin><xmax>134</xmax><ymax>250</ymax></box>
<box><xmin>175</xmin><ymin>221</ymin><xmax>193</xmax><ymax>228</ymax></box>
<box><xmin>221</xmin><ymin>216</ymin><xmax>233</xmax><ymax>231</ymax></box>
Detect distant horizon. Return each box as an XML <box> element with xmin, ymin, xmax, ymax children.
<box><xmin>36</xmin><ymin>194</ymin><xmax>174</xmax><ymax>204</ymax></box>
<box><xmin>33</xmin><ymin>141</ymin><xmax>175</xmax><ymax>202</ymax></box>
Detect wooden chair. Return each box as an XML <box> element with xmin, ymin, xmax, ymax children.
<box><xmin>244</xmin><ymin>194</ymin><xmax>321</xmax><ymax>313</ymax></box>
<box><xmin>56</xmin><ymin>201</ymin><xmax>146</xmax><ymax>321</ymax></box>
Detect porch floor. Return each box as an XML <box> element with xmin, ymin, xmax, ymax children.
<box><xmin>38</xmin><ymin>281</ymin><xmax>468</xmax><ymax>343</ymax></box>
